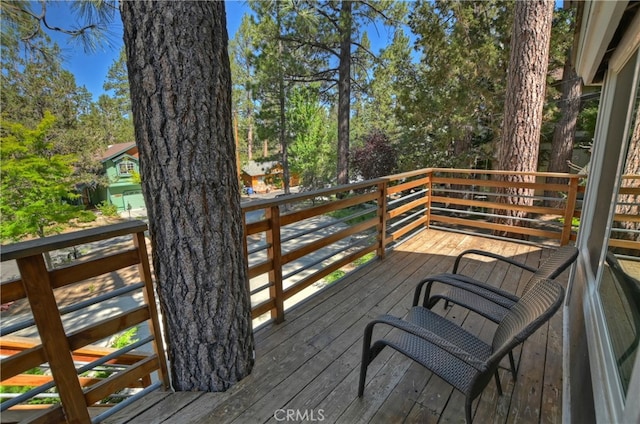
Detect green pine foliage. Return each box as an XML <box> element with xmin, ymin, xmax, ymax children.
<box><xmin>1</xmin><ymin>112</ymin><xmax>84</xmax><ymax>241</ymax></box>
<box><xmin>399</xmin><ymin>0</ymin><xmax>514</xmax><ymax>170</ymax></box>
<box><xmin>287</xmin><ymin>86</ymin><xmax>336</xmax><ymax>190</ymax></box>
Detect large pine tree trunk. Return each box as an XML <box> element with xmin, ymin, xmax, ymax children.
<box><xmin>495</xmin><ymin>0</ymin><xmax>554</xmax><ymax>236</ymax></box>
<box><xmin>337</xmin><ymin>0</ymin><xmax>352</xmax><ymax>186</ymax></box>
<box><xmin>247</xmin><ymin>88</ymin><xmax>254</xmax><ymax>161</ymax></box>
<box><xmin>121</xmin><ymin>2</ymin><xmax>254</xmax><ymax>391</ymax></box>
<box><xmin>545</xmin><ymin>54</ymin><xmax>582</xmax><ymax>206</ymax></box>
<box><xmin>274</xmin><ymin>4</ymin><xmax>291</xmax><ymax>195</ymax></box>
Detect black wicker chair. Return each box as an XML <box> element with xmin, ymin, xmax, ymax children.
<box><xmin>358</xmin><ymin>277</ymin><xmax>565</xmax><ymax>423</ymax></box>
<box><xmin>411</xmin><ymin>245</ymin><xmax>577</xmax><ymax>379</ymax></box>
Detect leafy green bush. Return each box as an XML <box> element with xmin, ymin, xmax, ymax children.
<box><xmin>77</xmin><ymin>210</ymin><xmax>97</xmax><ymax>223</ymax></box>
<box><xmin>354</xmin><ymin>252</ymin><xmax>376</xmax><ymax>266</ymax></box>
<box><xmin>111</xmin><ymin>327</ymin><xmax>139</xmax><ymax>349</ymax></box>
<box><xmin>325</xmin><ymin>269</ymin><xmax>346</xmax><ymax>284</ymax></box>
<box><xmin>326</xmin><ymin>205</ymin><xmax>376</xmax><ymax>225</ymax></box>
<box><xmin>97</xmin><ymin>201</ymin><xmax>119</xmax><ymax>217</ymax></box>
<box><xmin>0</xmin><ymin>367</ymin><xmax>59</xmax><ymax>404</ymax></box>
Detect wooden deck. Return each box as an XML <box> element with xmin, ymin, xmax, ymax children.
<box><xmin>105</xmin><ymin>229</ymin><xmax>566</xmax><ymax>424</ymax></box>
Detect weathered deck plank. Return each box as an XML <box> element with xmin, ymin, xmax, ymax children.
<box><xmin>108</xmin><ymin>230</ymin><xmax>566</xmax><ymax>424</ymax></box>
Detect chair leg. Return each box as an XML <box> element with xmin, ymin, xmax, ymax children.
<box><xmin>358</xmin><ymin>357</ymin><xmax>368</xmax><ymax>397</ymax></box>
<box><xmin>494</xmin><ymin>370</ymin><xmax>503</xmax><ymax>396</ymax></box>
<box><xmin>465</xmin><ymin>398</ymin><xmax>473</xmax><ymax>423</ymax></box>
<box><xmin>508</xmin><ymin>351</ymin><xmax>517</xmax><ymax>381</ymax></box>
<box><xmin>359</xmin><ymin>321</ymin><xmax>376</xmax><ymax>397</ymax></box>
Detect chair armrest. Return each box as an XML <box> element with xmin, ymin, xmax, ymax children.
<box><xmin>364</xmin><ymin>314</ymin><xmax>487</xmax><ymax>371</ymax></box>
<box><xmin>452</xmin><ymin>249</ymin><xmax>538</xmax><ymax>274</ymax></box>
<box><xmin>412</xmin><ymin>273</ymin><xmax>518</xmax><ymax>307</ymax></box>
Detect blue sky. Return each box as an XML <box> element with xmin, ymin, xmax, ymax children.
<box><xmin>43</xmin><ymin>1</ymin><xmax>564</xmax><ymax>101</ymax></box>
<box><xmin>46</xmin><ymin>1</ymin><xmax>248</xmax><ymax>100</ymax></box>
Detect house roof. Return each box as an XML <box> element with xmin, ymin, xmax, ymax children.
<box><xmin>241</xmin><ymin>160</ymin><xmax>280</xmax><ymax>176</ymax></box>
<box><xmin>101</xmin><ymin>142</ymin><xmax>138</xmax><ymax>162</ymax></box>
<box><xmin>571</xmin><ymin>1</ymin><xmax>640</xmax><ymax>84</ymax></box>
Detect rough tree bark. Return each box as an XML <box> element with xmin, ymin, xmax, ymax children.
<box><xmin>337</xmin><ymin>0</ymin><xmax>352</xmax><ymax>186</ymax></box>
<box><xmin>495</xmin><ymin>0</ymin><xmax>554</xmax><ymax>236</ymax></box>
<box><xmin>247</xmin><ymin>88</ymin><xmax>254</xmax><ymax>161</ymax></box>
<box><xmin>121</xmin><ymin>1</ymin><xmax>254</xmax><ymax>391</ymax></box>
<box><xmin>545</xmin><ymin>53</ymin><xmax>582</xmax><ymax>206</ymax></box>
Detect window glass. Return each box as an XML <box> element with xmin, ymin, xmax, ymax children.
<box><xmin>600</xmin><ymin>253</ymin><xmax>639</xmax><ymax>394</ymax></box>
<box><xmin>118</xmin><ymin>161</ymin><xmax>135</xmax><ymax>175</ymax></box>
<box><xmin>599</xmin><ymin>100</ymin><xmax>640</xmax><ymax>396</ymax></box>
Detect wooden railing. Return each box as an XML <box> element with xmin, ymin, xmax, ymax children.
<box><xmin>2</xmin><ymin>168</ymin><xmax>637</xmax><ymax>422</ymax></box>
<box><xmin>610</xmin><ymin>174</ymin><xmax>640</xmax><ymax>251</ymax></box>
<box><xmin>242</xmin><ymin>168</ymin><xmax>593</xmax><ymax>325</ymax></box>
<box><xmin>0</xmin><ymin>221</ymin><xmax>169</xmax><ymax>424</ymax></box>
<box><xmin>427</xmin><ymin>169</ymin><xmax>585</xmax><ymax>245</ymax></box>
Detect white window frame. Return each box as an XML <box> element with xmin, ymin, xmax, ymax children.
<box><xmin>117</xmin><ymin>159</ymin><xmax>135</xmax><ymax>176</ymax></box>
<box><xmin>579</xmin><ymin>50</ymin><xmax>640</xmax><ymax>424</ymax></box>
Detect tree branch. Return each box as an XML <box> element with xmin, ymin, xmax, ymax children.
<box><xmin>279</xmin><ymin>35</ymin><xmax>339</xmax><ymax>58</ymax></box>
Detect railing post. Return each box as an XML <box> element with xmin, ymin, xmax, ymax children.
<box><xmin>426</xmin><ymin>170</ymin><xmax>433</xmax><ymax>229</ymax></box>
<box><xmin>17</xmin><ymin>254</ymin><xmax>91</xmax><ymax>424</ymax></box>
<box><xmin>377</xmin><ymin>182</ymin><xmax>388</xmax><ymax>260</ymax></box>
<box><xmin>266</xmin><ymin>206</ymin><xmax>284</xmax><ymax>323</ymax></box>
<box><xmin>133</xmin><ymin>231</ymin><xmax>171</xmax><ymax>389</ymax></box>
<box><xmin>562</xmin><ymin>176</ymin><xmax>580</xmax><ymax>245</ymax></box>
<box><xmin>241</xmin><ymin>212</ymin><xmax>251</xmax><ymax>300</ymax></box>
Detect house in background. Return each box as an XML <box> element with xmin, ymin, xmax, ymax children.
<box><xmin>93</xmin><ymin>142</ymin><xmax>146</xmax><ymax>211</ymax></box>
<box><xmin>241</xmin><ymin>160</ymin><xmax>299</xmax><ymax>194</ymax></box>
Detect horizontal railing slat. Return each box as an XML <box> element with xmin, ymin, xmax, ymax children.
<box><xmin>279</xmin><ymin>191</ymin><xmax>378</xmax><ymax>226</ymax></box>
<box><xmin>0</xmin><ymin>345</ymin><xmax>47</xmax><ymax>382</ymax></box>
<box><xmin>430</xmin><ymin>215</ymin><xmax>562</xmax><ymax>239</ymax></box>
<box><xmin>251</xmin><ymin>299</ymin><xmax>277</xmax><ymax>319</ymax></box>
<box><xmin>429</xmin><ymin>195</ymin><xmax>566</xmax><ymax>216</ymax></box>
<box><xmin>431</xmin><ymin>176</ymin><xmax>576</xmax><ymax>192</ymax></box>
<box><xmin>0</xmin><ymin>279</ymin><xmax>25</xmax><ymax>303</ymax></box>
<box><xmin>283</xmin><ymin>244</ymin><xmax>378</xmax><ymax>301</ymax></box>
<box><xmin>387</xmin><ymin>197</ymin><xmax>429</xmax><ymax>219</ymax></box>
<box><xmin>83</xmin><ymin>355</ymin><xmax>159</xmax><ymax>405</ymax></box>
<box><xmin>609</xmin><ymin>238</ymin><xmax>640</xmax><ymax>250</ymax></box>
<box><xmin>387</xmin><ymin>215</ymin><xmax>430</xmax><ymax>242</ymax></box>
<box><xmin>386</xmin><ymin>176</ymin><xmax>430</xmax><ymax>195</ymax></box>
<box><xmin>67</xmin><ymin>306</ymin><xmax>151</xmax><ymax>352</ymax></box>
<box><xmin>280</xmin><ymin>218</ymin><xmax>378</xmax><ymax>265</ymax></box>
<box><xmin>248</xmin><ymin>260</ymin><xmax>273</xmax><ymax>279</ymax></box>
<box><xmin>49</xmin><ymin>249</ymin><xmax>140</xmax><ymax>289</ymax></box>
<box><xmin>0</xmin><ymin>221</ymin><xmax>147</xmax><ymax>262</ymax></box>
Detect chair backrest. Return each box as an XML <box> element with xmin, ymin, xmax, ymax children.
<box><xmin>466</xmin><ymin>277</ymin><xmax>564</xmax><ymax>400</ymax></box>
<box><xmin>521</xmin><ymin>246</ymin><xmax>578</xmax><ymax>295</ymax></box>
<box><xmin>533</xmin><ymin>245</ymin><xmax>579</xmax><ymax>279</ymax></box>
<box><xmin>491</xmin><ymin>277</ymin><xmax>564</xmax><ymax>356</ymax></box>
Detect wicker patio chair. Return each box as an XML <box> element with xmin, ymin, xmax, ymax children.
<box><xmin>410</xmin><ymin>245</ymin><xmax>577</xmax><ymax>379</ymax></box>
<box><xmin>358</xmin><ymin>277</ymin><xmax>565</xmax><ymax>423</ymax></box>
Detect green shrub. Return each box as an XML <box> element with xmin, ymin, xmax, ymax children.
<box><xmin>326</xmin><ymin>205</ymin><xmax>376</xmax><ymax>225</ymax></box>
<box><xmin>111</xmin><ymin>327</ymin><xmax>139</xmax><ymax>349</ymax></box>
<box><xmin>97</xmin><ymin>201</ymin><xmax>119</xmax><ymax>217</ymax></box>
<box><xmin>354</xmin><ymin>252</ymin><xmax>376</xmax><ymax>266</ymax></box>
<box><xmin>325</xmin><ymin>269</ymin><xmax>346</xmax><ymax>284</ymax></box>
<box><xmin>77</xmin><ymin>210</ymin><xmax>97</xmax><ymax>223</ymax></box>
<box><xmin>0</xmin><ymin>367</ymin><xmax>59</xmax><ymax>404</ymax></box>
